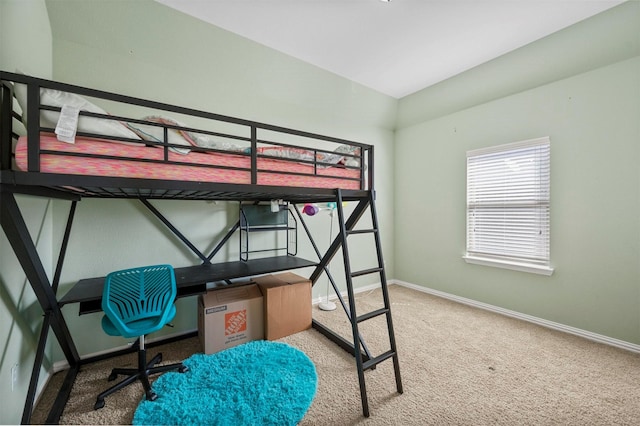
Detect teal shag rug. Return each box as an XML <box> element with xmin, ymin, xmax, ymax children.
<box><xmin>132</xmin><ymin>340</ymin><xmax>317</xmax><ymax>426</ymax></box>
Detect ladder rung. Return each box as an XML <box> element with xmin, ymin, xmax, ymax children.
<box><xmin>356</xmin><ymin>308</ymin><xmax>389</xmax><ymax>323</ymax></box>
<box><xmin>347</xmin><ymin>229</ymin><xmax>377</xmax><ymax>235</ymax></box>
<box><xmin>362</xmin><ymin>350</ymin><xmax>396</xmax><ymax>371</ymax></box>
<box><xmin>351</xmin><ymin>267</ymin><xmax>383</xmax><ymax>278</ymax></box>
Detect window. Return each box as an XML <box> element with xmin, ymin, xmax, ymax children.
<box><xmin>464</xmin><ymin>137</ymin><xmax>553</xmax><ymax>275</ymax></box>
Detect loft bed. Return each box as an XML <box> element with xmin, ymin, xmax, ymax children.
<box><xmin>0</xmin><ymin>70</ymin><xmax>402</xmax><ymax>423</ymax></box>
<box><xmin>2</xmin><ymin>72</ymin><xmax>370</xmax><ymax>203</ymax></box>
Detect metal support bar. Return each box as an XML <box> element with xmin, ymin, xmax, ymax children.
<box><xmin>207</xmin><ymin>220</ymin><xmax>240</xmax><ymax>262</ymax></box>
<box><xmin>250</xmin><ymin>127</ymin><xmax>257</xmax><ymax>184</ymax></box>
<box><xmin>335</xmin><ymin>188</ymin><xmax>371</xmax><ymax>417</ymax></box>
<box><xmin>351</xmin><ymin>267</ymin><xmax>383</xmax><ymax>278</ymax></box>
<box><xmin>26</xmin><ymin>81</ymin><xmax>40</xmax><ymax>172</ymax></box>
<box><xmin>0</xmin><ymin>192</ymin><xmax>79</xmax><ymax>364</ymax></box>
<box><xmin>311</xmin><ymin>319</ymin><xmax>371</xmax><ymax>362</ymax></box>
<box><xmin>21</xmin><ymin>314</ymin><xmax>51</xmax><ymax>425</ymax></box>
<box><xmin>347</xmin><ymin>228</ymin><xmax>377</xmax><ymax>235</ymax></box>
<box><xmin>0</xmin><ymin>80</ymin><xmax>13</xmax><ymax>170</ymax></box>
<box><xmin>356</xmin><ymin>307</ymin><xmax>389</xmax><ymax>324</ymax></box>
<box><xmin>1</xmin><ymin>192</ymin><xmax>80</xmax><ymax>424</ymax></box>
<box><xmin>52</xmin><ymin>201</ymin><xmax>77</xmax><ymax>293</ymax></box>
<box><xmin>0</xmin><ymin>184</ymin><xmax>81</xmax><ymax>201</ymax></box>
<box><xmin>139</xmin><ymin>198</ymin><xmax>209</xmax><ymax>264</ymax></box>
<box><xmin>21</xmin><ymin>200</ymin><xmax>78</xmax><ymax>424</ymax></box>
<box><xmin>45</xmin><ymin>364</ymin><xmax>80</xmax><ymax>424</ymax></box>
<box><xmin>362</xmin><ymin>350</ymin><xmax>396</xmax><ymax>371</ymax></box>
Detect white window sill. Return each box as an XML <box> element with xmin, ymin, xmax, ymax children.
<box><xmin>463</xmin><ymin>255</ymin><xmax>554</xmax><ymax>276</ymax></box>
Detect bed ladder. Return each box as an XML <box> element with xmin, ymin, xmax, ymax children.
<box><xmin>306</xmin><ymin>189</ymin><xmax>403</xmax><ymax>417</ymax></box>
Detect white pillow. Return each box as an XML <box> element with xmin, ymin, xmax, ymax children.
<box><xmin>128</xmin><ymin>115</ymin><xmax>249</xmax><ymax>154</ymax></box>
<box><xmin>13</xmin><ymin>79</ymin><xmax>141</xmax><ymax>143</ymax></box>
<box><xmin>334</xmin><ymin>144</ymin><xmax>361</xmax><ymax>167</ymax></box>
<box><xmin>128</xmin><ymin>115</ymin><xmax>249</xmax><ymax>155</ymax></box>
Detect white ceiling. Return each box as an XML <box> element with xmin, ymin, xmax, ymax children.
<box><xmin>155</xmin><ymin>0</ymin><xmax>625</xmax><ymax>99</ymax></box>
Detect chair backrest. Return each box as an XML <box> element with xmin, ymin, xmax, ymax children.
<box><xmin>102</xmin><ymin>264</ymin><xmax>177</xmax><ymax>338</ymax></box>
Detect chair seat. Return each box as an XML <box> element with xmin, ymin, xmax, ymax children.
<box><xmin>102</xmin><ymin>305</ymin><xmax>176</xmax><ymax>338</ymax></box>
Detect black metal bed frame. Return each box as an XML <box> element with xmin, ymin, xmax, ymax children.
<box><xmin>0</xmin><ymin>71</ymin><xmax>402</xmax><ymax>423</ymax></box>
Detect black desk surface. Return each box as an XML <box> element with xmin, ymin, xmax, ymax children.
<box><xmin>59</xmin><ymin>256</ymin><xmax>317</xmax><ymax>314</ymax></box>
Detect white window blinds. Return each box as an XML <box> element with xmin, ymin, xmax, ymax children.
<box><xmin>465</xmin><ymin>137</ymin><xmax>552</xmax><ymax>275</ymax></box>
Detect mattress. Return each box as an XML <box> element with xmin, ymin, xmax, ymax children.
<box><xmin>14</xmin><ymin>134</ymin><xmax>362</xmax><ymax>190</ymax></box>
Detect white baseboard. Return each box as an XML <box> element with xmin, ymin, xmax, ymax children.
<box><xmin>392</xmin><ymin>279</ymin><xmax>640</xmax><ymax>354</ymax></box>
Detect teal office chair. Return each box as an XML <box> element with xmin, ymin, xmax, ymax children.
<box><xmin>94</xmin><ymin>265</ymin><xmax>189</xmax><ymax>410</ymax></box>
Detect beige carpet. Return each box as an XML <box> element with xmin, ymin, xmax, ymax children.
<box><xmin>32</xmin><ymin>285</ymin><xmax>640</xmax><ymax>425</ymax></box>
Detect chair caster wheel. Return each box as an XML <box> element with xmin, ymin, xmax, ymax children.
<box><xmin>179</xmin><ymin>365</ymin><xmax>189</xmax><ymax>373</ymax></box>
<box><xmin>94</xmin><ymin>399</ymin><xmax>105</xmax><ymax>410</ymax></box>
<box><xmin>147</xmin><ymin>392</ymin><xmax>158</xmax><ymax>401</ymax></box>
<box><xmin>108</xmin><ymin>372</ymin><xmax>118</xmax><ymax>381</ymax></box>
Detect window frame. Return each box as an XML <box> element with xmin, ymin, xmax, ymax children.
<box><xmin>463</xmin><ymin>136</ymin><xmax>553</xmax><ymax>276</ymax></box>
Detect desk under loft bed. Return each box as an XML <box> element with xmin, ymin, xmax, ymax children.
<box><xmin>0</xmin><ymin>71</ymin><xmax>403</xmax><ymax>423</ymax></box>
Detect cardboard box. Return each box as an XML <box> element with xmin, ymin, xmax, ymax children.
<box><xmin>253</xmin><ymin>272</ymin><xmax>312</xmax><ymax>340</ymax></box>
<box><xmin>198</xmin><ymin>284</ymin><xmax>264</xmax><ymax>354</ymax></box>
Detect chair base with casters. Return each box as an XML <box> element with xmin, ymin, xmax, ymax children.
<box><xmin>94</xmin><ymin>264</ymin><xmax>189</xmax><ymax>410</ymax></box>
<box><xmin>94</xmin><ymin>334</ymin><xmax>189</xmax><ymax>410</ymax></box>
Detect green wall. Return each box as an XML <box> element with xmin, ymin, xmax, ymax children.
<box><xmin>0</xmin><ymin>1</ymin><xmax>53</xmax><ymax>424</ymax></box>
<box><xmin>394</xmin><ymin>2</ymin><xmax>640</xmax><ymax>344</ymax></box>
<box><xmin>0</xmin><ymin>0</ymin><xmax>52</xmax><ymax>77</ymax></box>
